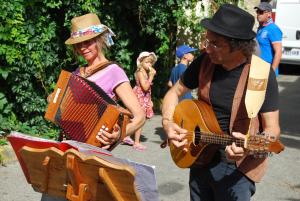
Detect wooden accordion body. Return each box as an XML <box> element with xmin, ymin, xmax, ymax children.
<box><xmin>45</xmin><ymin>70</ymin><xmax>130</xmax><ymax>150</ymax></box>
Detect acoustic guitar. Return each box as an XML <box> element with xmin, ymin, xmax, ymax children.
<box><xmin>170</xmin><ymin>99</ymin><xmax>284</xmax><ymax>168</ymax></box>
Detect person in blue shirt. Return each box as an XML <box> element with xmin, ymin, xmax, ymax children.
<box><xmin>168</xmin><ymin>45</ymin><xmax>197</xmax><ymax>100</ymax></box>
<box><xmin>255</xmin><ymin>2</ymin><xmax>282</xmax><ymax>76</ymax></box>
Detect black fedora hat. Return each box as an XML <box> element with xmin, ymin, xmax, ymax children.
<box><xmin>200</xmin><ymin>4</ymin><xmax>256</xmax><ymax>40</ymax></box>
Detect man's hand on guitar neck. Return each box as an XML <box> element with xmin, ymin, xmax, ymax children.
<box><xmin>162</xmin><ymin>119</ymin><xmax>188</xmax><ymax>152</ymax></box>
<box><xmin>225</xmin><ymin>132</ymin><xmax>246</xmax><ymax>161</ymax></box>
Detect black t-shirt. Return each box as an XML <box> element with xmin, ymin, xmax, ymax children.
<box><xmin>181</xmin><ymin>53</ymin><xmax>279</xmax><ymax>133</ymax></box>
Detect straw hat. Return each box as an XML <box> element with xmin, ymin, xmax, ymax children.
<box><xmin>65</xmin><ymin>13</ymin><xmax>115</xmax><ymax>46</ymax></box>
<box><xmin>136</xmin><ymin>51</ymin><xmax>157</xmax><ymax>66</ymax></box>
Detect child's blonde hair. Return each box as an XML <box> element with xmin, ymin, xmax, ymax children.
<box><xmin>136</xmin><ymin>55</ymin><xmax>156</xmax><ymax>72</ymax></box>
<box><xmin>136</xmin><ymin>51</ymin><xmax>157</xmax><ymax>72</ymax></box>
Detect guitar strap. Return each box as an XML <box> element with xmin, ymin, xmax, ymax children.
<box><xmin>245</xmin><ymin>55</ymin><xmax>270</xmax><ymax>118</ymax></box>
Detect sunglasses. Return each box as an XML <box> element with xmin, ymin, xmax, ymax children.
<box><xmin>74</xmin><ymin>38</ymin><xmax>96</xmax><ymax>49</ymax></box>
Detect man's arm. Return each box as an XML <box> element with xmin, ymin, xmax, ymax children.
<box><xmin>260</xmin><ymin>110</ymin><xmax>280</xmax><ymax>139</ymax></box>
<box><xmin>271</xmin><ymin>42</ymin><xmax>282</xmax><ymax>71</ymax></box>
<box><xmin>162</xmin><ymin>80</ymin><xmax>190</xmax><ymax>120</ymax></box>
<box><xmin>161</xmin><ymin>80</ymin><xmax>191</xmax><ymax>148</ymax></box>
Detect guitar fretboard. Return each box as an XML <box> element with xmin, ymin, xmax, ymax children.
<box><xmin>198</xmin><ymin>132</ymin><xmax>244</xmax><ymax>147</ymax></box>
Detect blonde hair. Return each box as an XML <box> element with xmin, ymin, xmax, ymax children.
<box><xmin>136</xmin><ymin>55</ymin><xmax>156</xmax><ymax>72</ymax></box>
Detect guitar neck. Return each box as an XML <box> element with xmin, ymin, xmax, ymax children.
<box><xmin>200</xmin><ymin>133</ymin><xmax>244</xmax><ymax>147</ymax></box>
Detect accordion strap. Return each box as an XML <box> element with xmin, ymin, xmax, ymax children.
<box><xmin>80</xmin><ymin>61</ymin><xmax>115</xmax><ymax>78</ymax></box>
<box><xmin>117</xmin><ymin>106</ymin><xmax>133</xmax><ymax>117</ymax></box>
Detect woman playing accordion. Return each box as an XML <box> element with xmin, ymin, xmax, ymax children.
<box><xmin>47</xmin><ymin>13</ymin><xmax>145</xmax><ymax>150</ymax></box>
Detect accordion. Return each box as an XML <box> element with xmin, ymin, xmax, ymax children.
<box><xmin>45</xmin><ymin>70</ymin><xmax>131</xmax><ymax>150</ymax></box>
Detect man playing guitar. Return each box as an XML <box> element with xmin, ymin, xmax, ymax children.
<box><xmin>162</xmin><ymin>4</ymin><xmax>281</xmax><ymax>201</ymax></box>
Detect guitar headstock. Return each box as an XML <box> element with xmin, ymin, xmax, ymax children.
<box><xmin>246</xmin><ymin>133</ymin><xmax>285</xmax><ymax>155</ymax></box>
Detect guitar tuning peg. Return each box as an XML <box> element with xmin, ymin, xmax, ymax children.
<box><xmin>269</xmin><ymin>135</ymin><xmax>276</xmax><ymax>142</ymax></box>
<box><xmin>253</xmin><ymin>154</ymin><xmax>259</xmax><ymax>159</ymax></box>
<box><xmin>257</xmin><ymin>153</ymin><xmax>265</xmax><ymax>158</ymax></box>
<box><xmin>257</xmin><ymin>132</ymin><xmax>265</xmax><ymax>136</ymax></box>
<box><xmin>259</xmin><ymin>132</ymin><xmax>270</xmax><ymax>138</ymax></box>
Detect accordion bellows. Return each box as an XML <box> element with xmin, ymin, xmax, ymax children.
<box><xmin>45</xmin><ymin>70</ymin><xmax>129</xmax><ymax>149</ymax></box>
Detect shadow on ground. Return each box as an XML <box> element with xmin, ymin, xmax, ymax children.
<box><xmin>154</xmin><ymin>127</ymin><xmax>166</xmax><ymax>142</ymax></box>
<box><xmin>158</xmin><ymin>182</ymin><xmax>185</xmax><ymax>195</ymax></box>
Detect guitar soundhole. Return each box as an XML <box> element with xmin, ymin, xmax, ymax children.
<box><xmin>194</xmin><ymin>126</ymin><xmax>201</xmax><ymax>145</ymax></box>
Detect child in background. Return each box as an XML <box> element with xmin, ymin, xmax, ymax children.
<box><xmin>122</xmin><ymin>52</ymin><xmax>157</xmax><ymax>151</ymax></box>
<box><xmin>168</xmin><ymin>44</ymin><xmax>197</xmax><ymax>101</ymax></box>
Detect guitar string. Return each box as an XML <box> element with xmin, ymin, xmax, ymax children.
<box><xmin>172</xmin><ymin>128</ymin><xmax>273</xmax><ymax>152</ymax></box>
<box><xmin>184</xmin><ymin>131</ymin><xmax>243</xmax><ymax>141</ymax></box>
<box><xmin>184</xmin><ymin>131</ymin><xmax>267</xmax><ymax>142</ymax></box>
<box><xmin>181</xmin><ymin>131</ymin><xmax>244</xmax><ymax>146</ymax></box>
<box><xmin>182</xmin><ymin>131</ymin><xmax>271</xmax><ymax>149</ymax></box>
